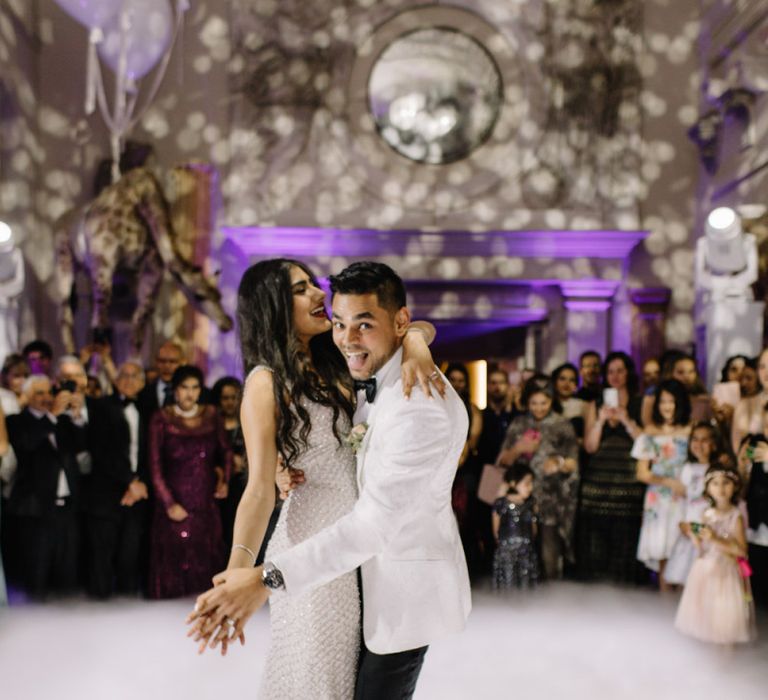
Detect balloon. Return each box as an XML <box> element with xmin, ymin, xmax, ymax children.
<box><xmin>53</xmin><ymin>0</ymin><xmax>121</xmax><ymax>29</ymax></box>
<box><xmin>98</xmin><ymin>0</ymin><xmax>173</xmax><ymax>81</ymax></box>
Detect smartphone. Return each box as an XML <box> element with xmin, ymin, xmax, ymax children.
<box><xmin>603</xmin><ymin>387</ymin><xmax>619</xmax><ymax>408</ymax></box>
<box><xmin>712</xmin><ymin>381</ymin><xmax>740</xmax><ymax>408</ymax></box>
<box><xmin>53</xmin><ymin>379</ymin><xmax>77</xmax><ymax>395</ymax></box>
<box><xmin>689</xmin><ymin>522</ymin><xmax>703</xmax><ymax>535</ymax></box>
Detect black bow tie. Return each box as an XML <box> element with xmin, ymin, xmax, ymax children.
<box><xmin>120</xmin><ymin>397</ymin><xmax>137</xmax><ymax>407</ymax></box>
<box><xmin>353</xmin><ymin>378</ymin><xmax>377</xmax><ymax>403</ymax></box>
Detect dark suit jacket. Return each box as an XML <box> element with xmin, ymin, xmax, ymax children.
<box><xmin>137</xmin><ymin>380</ymin><xmax>165</xmax><ymax>422</ymax></box>
<box><xmin>85</xmin><ymin>395</ymin><xmax>149</xmax><ymax>518</ymax></box>
<box><xmin>7</xmin><ymin>409</ymin><xmax>86</xmax><ymax>517</ymax></box>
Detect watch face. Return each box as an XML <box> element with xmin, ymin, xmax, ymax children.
<box><xmin>262</xmin><ymin>564</ymin><xmax>285</xmax><ymax>590</ymax></box>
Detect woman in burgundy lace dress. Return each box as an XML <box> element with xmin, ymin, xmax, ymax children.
<box><xmin>148</xmin><ymin>365</ymin><xmax>232</xmax><ymax>598</ymax></box>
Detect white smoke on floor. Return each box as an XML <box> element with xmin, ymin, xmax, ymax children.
<box><xmin>0</xmin><ymin>582</ymin><xmax>765</xmax><ymax>700</ymax></box>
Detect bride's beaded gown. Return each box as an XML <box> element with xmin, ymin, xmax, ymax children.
<box><xmin>260</xmin><ymin>395</ymin><xmax>361</xmax><ymax>699</ymax></box>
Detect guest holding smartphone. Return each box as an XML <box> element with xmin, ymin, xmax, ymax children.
<box><xmin>578</xmin><ymin>351</ymin><xmax>645</xmax><ymax>583</ymax></box>
<box><xmin>497</xmin><ymin>375</ymin><xmax>578</xmax><ymax>580</ymax></box>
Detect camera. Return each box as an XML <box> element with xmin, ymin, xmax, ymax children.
<box><xmin>92</xmin><ymin>327</ymin><xmax>112</xmax><ymax>346</ymax></box>
<box><xmin>53</xmin><ymin>379</ymin><xmax>78</xmax><ymax>395</ymax></box>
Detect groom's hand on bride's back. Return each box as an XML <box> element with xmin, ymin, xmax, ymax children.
<box><xmin>276</xmin><ymin>465</ymin><xmax>304</xmax><ymax>500</ymax></box>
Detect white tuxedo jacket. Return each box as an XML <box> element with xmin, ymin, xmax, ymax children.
<box><xmin>271</xmin><ymin>347</ymin><xmax>471</xmax><ymax>653</ymax></box>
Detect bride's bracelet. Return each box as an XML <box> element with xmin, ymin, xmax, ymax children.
<box><xmin>232</xmin><ymin>543</ymin><xmax>257</xmax><ymax>566</ymax></box>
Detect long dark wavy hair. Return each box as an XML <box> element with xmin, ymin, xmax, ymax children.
<box><xmin>237</xmin><ymin>259</ymin><xmax>354</xmax><ymax>466</ymax></box>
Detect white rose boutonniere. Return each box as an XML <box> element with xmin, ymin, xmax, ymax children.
<box><xmin>345</xmin><ymin>422</ymin><xmax>369</xmax><ymax>454</ymax></box>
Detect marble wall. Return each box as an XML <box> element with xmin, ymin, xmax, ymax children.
<box><xmin>0</xmin><ymin>0</ymin><xmax>708</xmax><ymax>379</ymax></box>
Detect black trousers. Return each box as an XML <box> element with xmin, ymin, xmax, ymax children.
<box><xmin>87</xmin><ymin>505</ymin><xmax>145</xmax><ymax>598</ymax></box>
<box><xmin>748</xmin><ymin>542</ymin><xmax>768</xmax><ymax>608</ymax></box>
<box><xmin>18</xmin><ymin>504</ymin><xmax>79</xmax><ymax>599</ymax></box>
<box><xmin>354</xmin><ymin>645</ymin><xmax>428</xmax><ymax>700</ymax></box>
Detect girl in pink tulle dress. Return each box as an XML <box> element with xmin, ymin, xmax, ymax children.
<box><xmin>675</xmin><ymin>466</ymin><xmax>757</xmax><ymax>644</ymax></box>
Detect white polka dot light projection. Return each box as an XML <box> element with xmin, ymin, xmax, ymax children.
<box><xmin>0</xmin><ymin>0</ymin><xmax>727</xmax><ymax>362</ymax></box>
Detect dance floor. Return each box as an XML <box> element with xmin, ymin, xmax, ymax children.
<box><xmin>0</xmin><ymin>581</ymin><xmax>765</xmax><ymax>699</ymax></box>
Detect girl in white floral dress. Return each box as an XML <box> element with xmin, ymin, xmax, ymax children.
<box><xmin>633</xmin><ymin>379</ymin><xmax>692</xmax><ymax>589</ymax></box>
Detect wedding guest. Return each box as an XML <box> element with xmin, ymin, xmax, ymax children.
<box><xmin>6</xmin><ymin>375</ymin><xmax>86</xmax><ymax>598</ymax></box>
<box><xmin>665</xmin><ymin>423</ymin><xmax>721</xmax><ymax>586</ymax></box>
<box><xmin>633</xmin><ymin>379</ymin><xmax>691</xmax><ymax>590</ymax></box>
<box><xmin>0</xmin><ymin>354</ymin><xmax>27</xmax><ymax>580</ymax></box>
<box><xmin>137</xmin><ymin>341</ymin><xmax>184</xmax><ymax>419</ymax></box>
<box><xmin>492</xmin><ymin>461</ymin><xmax>539</xmax><ymax>590</ymax></box>
<box><xmin>578</xmin><ymin>351</ymin><xmax>645</xmax><ymax>583</ymax></box>
<box><xmin>212</xmin><ymin>376</ymin><xmax>247</xmax><ymax>552</ymax></box>
<box><xmin>575</xmin><ymin>350</ymin><xmax>602</xmax><ymax>403</ymax></box>
<box><xmin>675</xmin><ymin>466</ymin><xmax>756</xmax><ymax>644</ymax></box>
<box><xmin>739</xmin><ymin>358</ymin><xmax>759</xmax><ymax>399</ymax></box>
<box><xmin>643</xmin><ymin>354</ymin><xmax>711</xmax><ymax>426</ymax></box>
<box><xmin>0</xmin><ymin>404</ymin><xmax>8</xmax><ymax>605</ymax></box>
<box><xmin>721</xmin><ymin>355</ymin><xmax>749</xmax><ymax>384</ymax></box>
<box><xmin>497</xmin><ymin>376</ymin><xmax>578</xmax><ymax>579</ymax></box>
<box><xmin>85</xmin><ymin>375</ymin><xmax>103</xmax><ymax>399</ymax></box>
<box><xmin>732</xmin><ymin>348</ymin><xmax>768</xmax><ymax>455</ymax></box>
<box><xmin>736</xmin><ymin>407</ymin><xmax>768</xmax><ymax>608</ymax></box>
<box><xmin>79</xmin><ymin>341</ymin><xmax>117</xmax><ymax>394</ymax></box>
<box><xmin>446</xmin><ymin>362</ymin><xmax>483</xmax><ymax>460</ymax></box>
<box><xmin>477</xmin><ymin>366</ymin><xmax>518</xmax><ymax>466</ymax></box>
<box><xmin>471</xmin><ymin>366</ymin><xmax>517</xmax><ymax>576</ymax></box>
<box><xmin>84</xmin><ymin>361</ymin><xmax>149</xmax><ymax>598</ymax></box>
<box><xmin>147</xmin><ymin>365</ymin><xmax>232</xmax><ymax>598</ymax></box>
<box><xmin>446</xmin><ymin>362</ymin><xmax>483</xmax><ymax>560</ymax></box>
<box><xmin>552</xmin><ymin>362</ymin><xmax>584</xmax><ymax>438</ymax></box>
<box><xmin>22</xmin><ymin>340</ymin><xmax>53</xmax><ymax>377</ymax></box>
<box><xmin>0</xmin><ymin>353</ymin><xmax>28</xmax><ymax>415</ymax></box>
<box><xmin>641</xmin><ymin>357</ymin><xmax>661</xmax><ymax>395</ymax></box>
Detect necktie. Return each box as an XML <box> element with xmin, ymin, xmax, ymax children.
<box><xmin>353</xmin><ymin>378</ymin><xmax>377</xmax><ymax>403</ymax></box>
<box><xmin>162</xmin><ymin>383</ymin><xmax>174</xmax><ymax>407</ymax></box>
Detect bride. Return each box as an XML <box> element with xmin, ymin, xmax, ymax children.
<box><xmin>189</xmin><ymin>258</ymin><xmax>441</xmax><ymax>699</ymax></box>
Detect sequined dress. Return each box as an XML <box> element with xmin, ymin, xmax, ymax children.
<box><xmin>147</xmin><ymin>405</ymin><xmax>233</xmax><ymax>599</ymax></box>
<box><xmin>492</xmin><ymin>496</ymin><xmax>539</xmax><ymax>589</ymax></box>
<box><xmin>261</xmin><ymin>395</ymin><xmax>361</xmax><ymax>699</ymax></box>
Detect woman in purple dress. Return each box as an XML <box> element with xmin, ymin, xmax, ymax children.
<box><xmin>148</xmin><ymin>365</ymin><xmax>232</xmax><ymax>598</ymax></box>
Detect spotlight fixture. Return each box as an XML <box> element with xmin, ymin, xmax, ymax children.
<box><xmin>704</xmin><ymin>207</ymin><xmax>746</xmax><ymax>274</ymax></box>
<box><xmin>696</xmin><ymin>205</ymin><xmax>757</xmax><ymax>300</ymax></box>
<box><xmin>0</xmin><ymin>221</ymin><xmax>11</xmax><ymax>246</ymax></box>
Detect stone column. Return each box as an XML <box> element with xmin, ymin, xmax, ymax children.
<box><xmin>628</xmin><ymin>287</ymin><xmax>671</xmax><ymax>373</ymax></box>
<box><xmin>559</xmin><ymin>280</ymin><xmax>620</xmax><ymax>363</ymax></box>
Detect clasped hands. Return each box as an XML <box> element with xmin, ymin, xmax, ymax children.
<box><xmin>186</xmin><ymin>565</ymin><xmax>269</xmax><ymax>656</ymax></box>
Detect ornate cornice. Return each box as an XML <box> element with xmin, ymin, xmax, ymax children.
<box><xmin>222</xmin><ymin>226</ymin><xmax>648</xmax><ymax>261</ymax></box>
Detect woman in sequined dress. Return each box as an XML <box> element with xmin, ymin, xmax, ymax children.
<box><xmin>193</xmin><ymin>259</ymin><xmax>440</xmax><ymax>699</ymax></box>
<box><xmin>492</xmin><ymin>462</ymin><xmax>539</xmax><ymax>589</ymax></box>
<box><xmin>147</xmin><ymin>364</ymin><xmax>232</xmax><ymax>599</ymax></box>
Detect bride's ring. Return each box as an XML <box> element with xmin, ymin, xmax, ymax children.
<box><xmin>224</xmin><ymin>617</ymin><xmax>236</xmax><ymax>629</ymax></box>
<box><xmin>429</xmin><ymin>370</ymin><xmax>440</xmax><ymax>380</ymax></box>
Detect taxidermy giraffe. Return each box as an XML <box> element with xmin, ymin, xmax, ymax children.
<box><xmin>54</xmin><ymin>167</ymin><xmax>233</xmax><ymax>353</ymax></box>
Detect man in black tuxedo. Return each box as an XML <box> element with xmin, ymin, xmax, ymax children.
<box><xmin>137</xmin><ymin>341</ymin><xmax>183</xmax><ymax>419</ymax></box>
<box><xmin>85</xmin><ymin>361</ymin><xmax>150</xmax><ymax>598</ymax></box>
<box><xmin>7</xmin><ymin>375</ymin><xmax>86</xmax><ymax>598</ymax></box>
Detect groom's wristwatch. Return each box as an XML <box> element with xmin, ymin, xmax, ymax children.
<box><xmin>262</xmin><ymin>561</ymin><xmax>286</xmax><ymax>591</ymax></box>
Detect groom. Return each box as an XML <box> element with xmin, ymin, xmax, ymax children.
<box><xmin>191</xmin><ymin>261</ymin><xmax>471</xmax><ymax>698</ymax></box>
